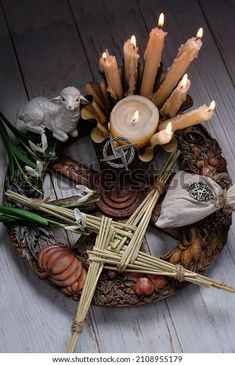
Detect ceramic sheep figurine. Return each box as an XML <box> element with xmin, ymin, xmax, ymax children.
<box><xmin>18</xmin><ymin>86</ymin><xmax>88</xmax><ymax>142</ymax></box>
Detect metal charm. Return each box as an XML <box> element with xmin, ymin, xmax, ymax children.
<box><xmin>183</xmin><ymin>182</ymin><xmax>215</xmax><ymax>202</ymax></box>
<box><xmin>100</xmin><ymin>136</ymin><xmax>135</xmax><ymax>170</ymax></box>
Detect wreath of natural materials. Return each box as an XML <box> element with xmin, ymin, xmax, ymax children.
<box><xmin>0</xmin><ymin>48</ymin><xmax>234</xmax><ymax>353</ymax></box>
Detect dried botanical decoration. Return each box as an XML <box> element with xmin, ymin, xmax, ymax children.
<box><xmin>163</xmin><ymin>227</ymin><xmax>208</xmax><ymax>269</ymax></box>
<box><xmin>13</xmin><ymin>224</ymin><xmax>56</xmax><ymax>260</ymax></box>
<box><xmin>134</xmin><ymin>277</ymin><xmax>155</xmax><ymax>297</ymax></box>
<box><xmin>0</xmin><ymin>18</ymin><xmax>233</xmax><ymax>354</ymax></box>
<box><xmin>37</xmin><ymin>245</ymin><xmax>87</xmax><ymax>296</ymax></box>
<box><xmin>133</xmin><ymin>275</ymin><xmax>170</xmax><ymax>297</ymax></box>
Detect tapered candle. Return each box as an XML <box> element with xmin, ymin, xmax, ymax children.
<box><xmin>160</xmin><ymin>74</ymin><xmax>191</xmax><ymax>118</ymax></box>
<box><xmin>99</xmin><ymin>50</ymin><xmax>123</xmax><ymax>100</ymax></box>
<box><xmin>150</xmin><ymin>122</ymin><xmax>173</xmax><ymax>146</ymax></box>
<box><xmin>158</xmin><ymin>100</ymin><xmax>216</xmax><ymax>132</ymax></box>
<box><xmin>140</xmin><ymin>13</ymin><xmax>167</xmax><ymax>99</ymax></box>
<box><xmin>110</xmin><ymin>95</ymin><xmax>159</xmax><ymax>148</ymax></box>
<box><xmin>139</xmin><ymin>122</ymin><xmax>173</xmax><ymax>162</ymax></box>
<box><xmin>123</xmin><ymin>35</ymin><xmax>140</xmax><ymax>95</ymax></box>
<box><xmin>152</xmin><ymin>28</ymin><xmax>203</xmax><ymax>108</ymax></box>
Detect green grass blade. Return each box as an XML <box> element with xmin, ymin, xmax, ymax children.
<box><xmin>0</xmin><ymin>214</ymin><xmax>16</xmax><ymax>222</ymax></box>
<box><xmin>9</xmin><ymin>144</ymin><xmax>36</xmax><ymax>169</ymax></box>
<box><xmin>0</xmin><ymin>111</ymin><xmax>28</xmax><ymax>142</ymax></box>
<box><xmin>0</xmin><ymin>205</ymin><xmax>49</xmax><ymax>226</ymax></box>
<box><xmin>0</xmin><ymin>121</ymin><xmax>16</xmax><ymax>180</ymax></box>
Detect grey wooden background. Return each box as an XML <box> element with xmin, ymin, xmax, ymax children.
<box><xmin>0</xmin><ymin>0</ymin><xmax>235</xmax><ymax>353</ymax></box>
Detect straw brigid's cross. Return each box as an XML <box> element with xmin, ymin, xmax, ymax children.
<box><xmin>66</xmin><ymin>216</ymin><xmax>113</xmax><ymax>353</ymax></box>
<box><xmin>66</xmin><ymin>149</ymin><xmax>235</xmax><ymax>353</ymax></box>
<box><xmin>66</xmin><ymin>151</ymin><xmax>180</xmax><ymax>352</ymax></box>
<box><xmin>5</xmin><ymin>151</ymin><xmax>235</xmax><ymax>354</ymax></box>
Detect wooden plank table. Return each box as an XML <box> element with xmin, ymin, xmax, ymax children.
<box><xmin>0</xmin><ymin>0</ymin><xmax>235</xmax><ymax>353</ymax></box>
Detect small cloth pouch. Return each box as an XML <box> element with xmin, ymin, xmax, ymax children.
<box><xmin>156</xmin><ymin>171</ymin><xmax>234</xmax><ymax>228</ymax></box>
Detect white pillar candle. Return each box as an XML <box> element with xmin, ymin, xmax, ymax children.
<box><xmin>158</xmin><ymin>100</ymin><xmax>216</xmax><ymax>132</ymax></box>
<box><xmin>99</xmin><ymin>50</ymin><xmax>123</xmax><ymax>100</ymax></box>
<box><xmin>150</xmin><ymin>122</ymin><xmax>173</xmax><ymax>146</ymax></box>
<box><xmin>160</xmin><ymin>74</ymin><xmax>191</xmax><ymax>118</ymax></box>
<box><xmin>110</xmin><ymin>95</ymin><xmax>159</xmax><ymax>148</ymax></box>
<box><xmin>123</xmin><ymin>35</ymin><xmax>140</xmax><ymax>95</ymax></box>
<box><xmin>140</xmin><ymin>13</ymin><xmax>167</xmax><ymax>99</ymax></box>
<box><xmin>152</xmin><ymin>28</ymin><xmax>203</xmax><ymax>108</ymax></box>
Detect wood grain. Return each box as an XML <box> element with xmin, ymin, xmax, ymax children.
<box><xmin>1</xmin><ymin>0</ymin><xmax>91</xmax><ymax>97</ymax></box>
<box><xmin>0</xmin><ymin>3</ymin><xmax>27</xmax><ymax>120</ymax></box>
<box><xmin>198</xmin><ymin>0</ymin><xmax>235</xmax><ymax>85</ymax></box>
<box><xmin>69</xmin><ymin>0</ymin><xmax>184</xmax><ymax>352</ymax></box>
<box><xmin>0</xmin><ymin>0</ymin><xmax>235</xmax><ymax>353</ymax></box>
<box><xmin>68</xmin><ymin>0</ymin><xmax>148</xmax><ymax>81</ymax></box>
<box><xmin>138</xmin><ymin>0</ymin><xmax>235</xmax><ymax>352</ymax></box>
<box><xmin>0</xmin><ymin>0</ymin><xmax>100</xmax><ymax>352</ymax></box>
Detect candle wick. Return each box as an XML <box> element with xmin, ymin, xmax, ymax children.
<box><xmin>132</xmin><ymin>110</ymin><xmax>139</xmax><ymax>124</ymax></box>
<box><xmin>132</xmin><ymin>117</ymin><xmax>138</xmax><ymax>124</ymax></box>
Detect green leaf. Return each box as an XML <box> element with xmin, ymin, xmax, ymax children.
<box><xmin>8</xmin><ymin>152</ymin><xmax>15</xmax><ymax>181</ymax></box>
<box><xmin>0</xmin><ymin>119</ymin><xmax>36</xmax><ymax>171</ymax></box>
<box><xmin>0</xmin><ymin>205</ymin><xmax>49</xmax><ymax>226</ymax></box>
<box><xmin>0</xmin><ymin>121</ymin><xmax>15</xmax><ymax>180</ymax></box>
<box><xmin>0</xmin><ymin>120</ymin><xmax>11</xmax><ymax>144</ymax></box>
<box><xmin>0</xmin><ymin>112</ymin><xmax>28</xmax><ymax>142</ymax></box>
<box><xmin>9</xmin><ymin>143</ymin><xmax>36</xmax><ymax>169</ymax></box>
<box><xmin>0</xmin><ymin>214</ymin><xmax>17</xmax><ymax>222</ymax></box>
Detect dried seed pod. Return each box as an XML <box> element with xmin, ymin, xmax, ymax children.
<box><xmin>107</xmin><ymin>270</ymin><xmax>117</xmax><ymax>280</ymax></box>
<box><xmin>208</xmin><ymin>157</ymin><xmax>219</xmax><ymax>167</ymax></box>
<box><xmin>196</xmin><ymin>160</ymin><xmax>205</xmax><ymax>169</ymax></box>
<box><xmin>134</xmin><ymin>277</ymin><xmax>155</xmax><ymax>296</ymax></box>
<box><xmin>149</xmin><ymin>275</ymin><xmax>168</xmax><ymax>290</ymax></box>
<box><xmin>191</xmin><ymin>242</ymin><xmax>202</xmax><ymax>262</ymax></box>
<box><xmin>178</xmin><ymin>242</ymin><xmax>189</xmax><ymax>250</ymax></box>
<box><xmin>168</xmin><ymin>248</ymin><xmax>182</xmax><ymax>264</ymax></box>
<box><xmin>37</xmin><ymin>245</ymin><xmax>87</xmax><ymax>296</ymax></box>
<box><xmin>181</xmin><ymin>247</ymin><xmax>193</xmax><ymax>268</ymax></box>
<box><xmin>200</xmin><ymin>166</ymin><xmax>214</xmax><ymax>176</ymax></box>
<box><xmin>191</xmin><ymin>146</ymin><xmax>201</xmax><ymax>155</ymax></box>
<box><xmin>163</xmin><ymin>227</ymin><xmax>206</xmax><ymax>269</ymax></box>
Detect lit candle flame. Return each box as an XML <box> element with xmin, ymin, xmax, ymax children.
<box><xmin>165</xmin><ymin>122</ymin><xmax>172</xmax><ymax>134</ymax></box>
<box><xmin>209</xmin><ymin>100</ymin><xmax>216</xmax><ymax>111</ymax></box>
<box><xmin>102</xmin><ymin>52</ymin><xmax>107</xmax><ymax>61</ymax></box>
<box><xmin>132</xmin><ymin>110</ymin><xmax>139</xmax><ymax>124</ymax></box>
<box><xmin>131</xmin><ymin>35</ymin><xmax>136</xmax><ymax>48</ymax></box>
<box><xmin>158</xmin><ymin>13</ymin><xmax>164</xmax><ymax>28</ymax></box>
<box><xmin>196</xmin><ymin>27</ymin><xmax>203</xmax><ymax>39</ymax></box>
<box><xmin>180</xmin><ymin>74</ymin><xmax>188</xmax><ymax>88</ymax></box>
